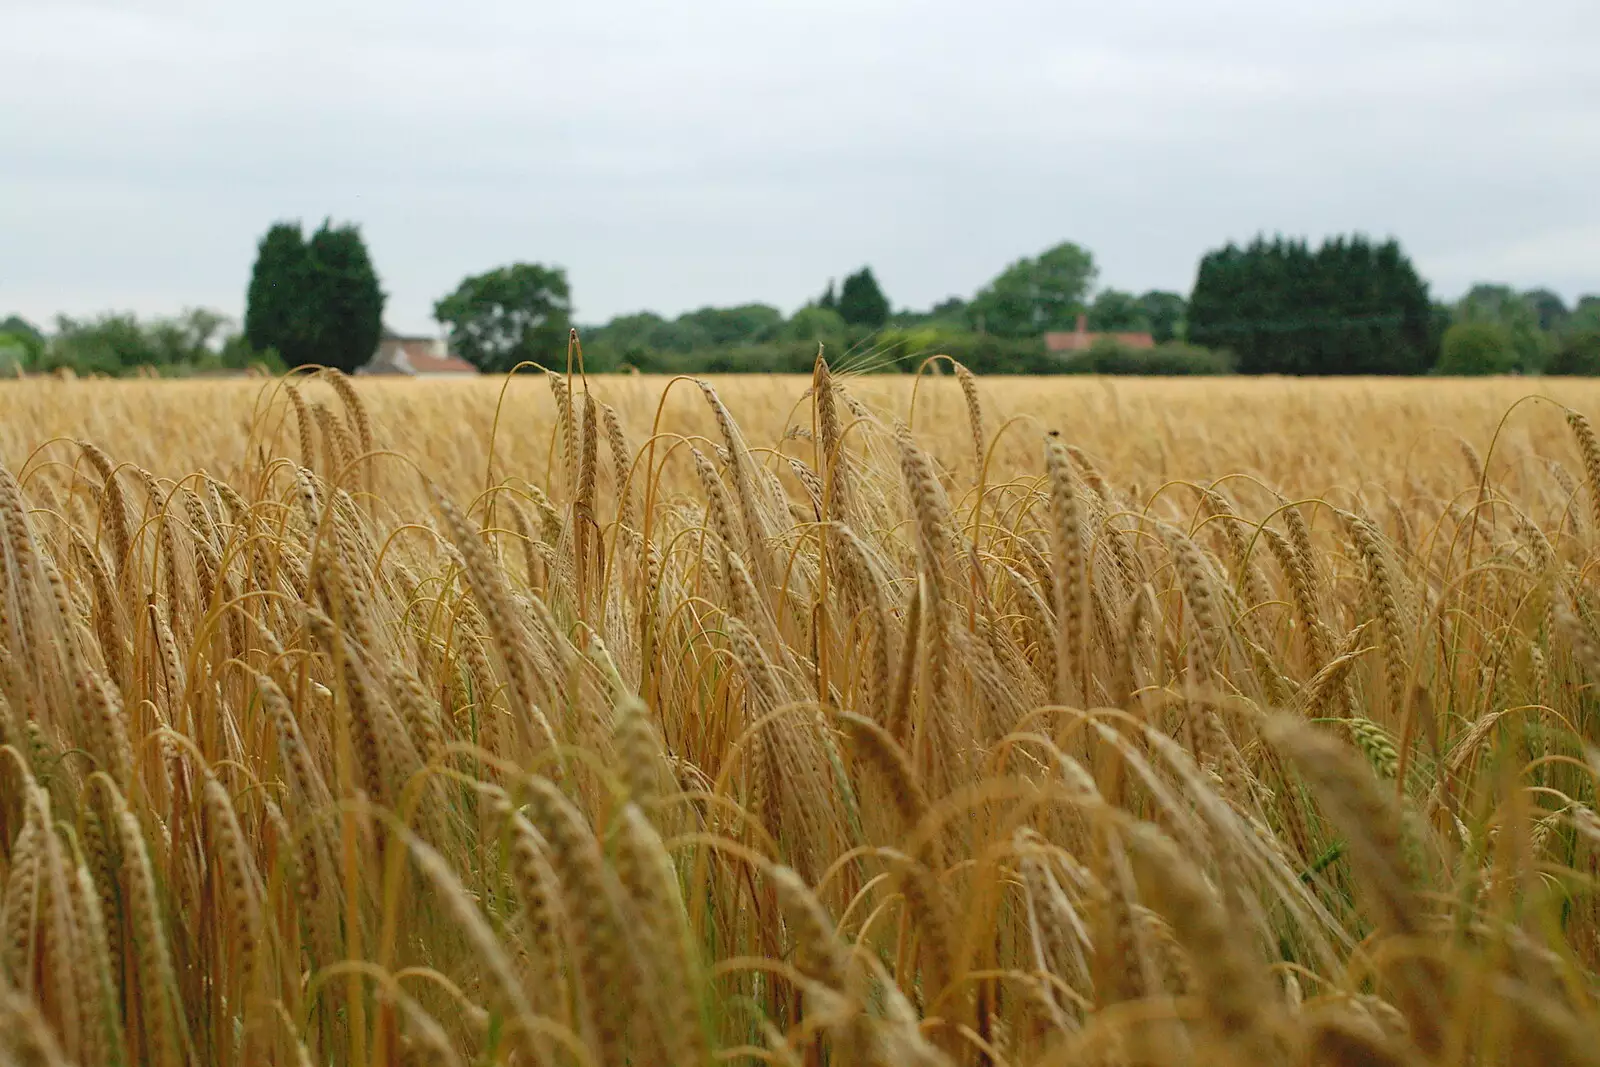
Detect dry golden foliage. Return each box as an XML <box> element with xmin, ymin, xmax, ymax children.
<box><xmin>0</xmin><ymin>366</ymin><xmax>1594</xmax><ymax>1065</ymax></box>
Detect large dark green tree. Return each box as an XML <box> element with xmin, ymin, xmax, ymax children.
<box><xmin>968</xmin><ymin>242</ymin><xmax>1097</xmax><ymax>337</ymax></box>
<box><xmin>838</xmin><ymin>267</ymin><xmax>890</xmax><ymax>329</ymax></box>
<box><xmin>434</xmin><ymin>263</ymin><xmax>571</xmax><ymax>373</ymax></box>
<box><xmin>246</xmin><ymin>220</ymin><xmax>384</xmax><ymax>371</ymax></box>
<box><xmin>244</xmin><ymin>222</ymin><xmax>312</xmax><ymax>365</ymax></box>
<box><xmin>1187</xmin><ymin>235</ymin><xmax>1433</xmax><ymax>374</ymax></box>
<box><xmin>305</xmin><ymin>221</ymin><xmax>385</xmax><ymax>373</ymax></box>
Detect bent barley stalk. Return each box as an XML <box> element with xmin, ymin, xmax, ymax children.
<box><xmin>0</xmin><ymin>371</ymin><xmax>1593</xmax><ymax>1065</ymax></box>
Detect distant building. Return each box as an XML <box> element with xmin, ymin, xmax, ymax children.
<box><xmin>1044</xmin><ymin>314</ymin><xmax>1155</xmax><ymax>353</ymax></box>
<box><xmin>359</xmin><ymin>327</ymin><xmax>478</xmax><ymax>377</ymax></box>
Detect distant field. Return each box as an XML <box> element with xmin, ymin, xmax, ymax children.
<box><xmin>2</xmin><ymin>368</ymin><xmax>1598</xmax><ymax>1065</ymax></box>
<box><xmin>4</xmin><ymin>374</ymin><xmax>1596</xmax><ymax>498</ymax></box>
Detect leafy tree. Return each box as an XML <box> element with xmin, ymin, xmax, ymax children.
<box><xmin>1570</xmin><ymin>295</ymin><xmax>1600</xmax><ymax>333</ymax></box>
<box><xmin>1522</xmin><ymin>288</ymin><xmax>1569</xmax><ymax>333</ymax></box>
<box><xmin>645</xmin><ymin>318</ymin><xmax>714</xmax><ymax>353</ymax></box>
<box><xmin>0</xmin><ymin>315</ymin><xmax>43</xmax><ymax>371</ymax></box>
<box><xmin>244</xmin><ymin>223</ymin><xmax>313</xmax><ymax>365</ymax></box>
<box><xmin>434</xmin><ymin>263</ymin><xmax>570</xmax><ymax>374</ymax></box>
<box><xmin>1548</xmin><ymin>330</ymin><xmax>1600</xmax><ymax>375</ymax></box>
<box><xmin>1437</xmin><ymin>321</ymin><xmax>1519</xmax><ymax>375</ymax></box>
<box><xmin>588</xmin><ymin>312</ymin><xmax>667</xmax><ymax>358</ymax></box>
<box><xmin>1138</xmin><ymin>291</ymin><xmax>1187</xmax><ymax>343</ymax></box>
<box><xmin>927</xmin><ymin>296</ymin><xmax>968</xmax><ymax>327</ymax></box>
<box><xmin>1454</xmin><ymin>284</ymin><xmax>1545</xmax><ymax>372</ymax></box>
<box><xmin>41</xmin><ymin>309</ymin><xmax>245</xmax><ymax>375</ymax></box>
<box><xmin>1431</xmin><ymin>302</ymin><xmax>1456</xmax><ymax>346</ymax></box>
<box><xmin>246</xmin><ymin>219</ymin><xmax>384</xmax><ymax>371</ymax></box>
<box><xmin>304</xmin><ymin>220</ymin><xmax>385</xmax><ymax>373</ymax></box>
<box><xmin>581</xmin><ymin>306</ymin><xmax>781</xmax><ymax>367</ymax></box>
<box><xmin>1456</xmin><ymin>284</ymin><xmax>1520</xmax><ymax>318</ymax></box>
<box><xmin>818</xmin><ymin>281</ymin><xmax>838</xmax><ymax>313</ymax></box>
<box><xmin>0</xmin><ymin>335</ymin><xmax>28</xmax><ymax>374</ymax></box>
<box><xmin>890</xmin><ymin>297</ymin><xmax>968</xmax><ymax>330</ymax></box>
<box><xmin>838</xmin><ymin>268</ymin><xmax>890</xmax><ymax>329</ymax></box>
<box><xmin>968</xmin><ymin>242</ymin><xmax>1097</xmax><ymax>337</ymax></box>
<box><xmin>783</xmin><ymin>306</ymin><xmax>847</xmax><ymax>343</ymax></box>
<box><xmin>1188</xmin><ymin>235</ymin><xmax>1432</xmax><ymax>374</ymax></box>
<box><xmin>1086</xmin><ymin>289</ymin><xmax>1146</xmax><ymax>332</ymax></box>
<box><xmin>150</xmin><ymin>308</ymin><xmax>230</xmax><ymax>363</ymax></box>
<box><xmin>678</xmin><ymin>304</ymin><xmax>783</xmax><ymax>347</ymax></box>
<box><xmin>0</xmin><ymin>315</ymin><xmax>42</xmax><ymax>345</ymax></box>
<box><xmin>46</xmin><ymin>313</ymin><xmax>158</xmax><ymax>373</ymax></box>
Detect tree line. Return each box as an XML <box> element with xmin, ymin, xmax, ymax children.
<box><xmin>0</xmin><ymin>310</ymin><xmax>272</xmax><ymax>377</ymax></box>
<box><xmin>441</xmin><ymin>236</ymin><xmax>1600</xmax><ymax>377</ymax></box>
<box><xmin>3</xmin><ymin>222</ymin><xmax>1598</xmax><ymax>377</ymax></box>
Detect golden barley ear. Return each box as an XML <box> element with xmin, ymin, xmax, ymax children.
<box><xmin>955</xmin><ymin>363</ymin><xmax>985</xmax><ymax>477</ymax></box>
<box><xmin>0</xmin><ymin>979</ymin><xmax>77</xmax><ymax>1067</ymax></box>
<box><xmin>525</xmin><ymin>775</ymin><xmax>633</xmax><ymax>1064</ymax></box>
<box><xmin>813</xmin><ymin>353</ymin><xmax>852</xmax><ymax>522</ymax></box>
<box><xmin>1302</xmin><ymin>1011</ymin><xmax>1415</xmax><ymax>1067</ymax></box>
<box><xmin>838</xmin><ymin>710</ymin><xmax>938</xmax><ymax>864</ymax></box>
<box><xmin>612</xmin><ymin>693</ymin><xmax>666</xmax><ymax>807</ymax></box>
<box><xmin>319</xmin><ymin>367</ymin><xmax>372</xmax><ymax>458</ymax></box>
<box><xmin>1566</xmin><ymin>410</ymin><xmax>1600</xmax><ymax>535</ymax></box>
<box><xmin>1123</xmin><ymin>822</ymin><xmax>1283</xmax><ymax>1063</ymax></box>
<box><xmin>1265</xmin><ymin>717</ymin><xmax>1449</xmax><ymax>1058</ymax></box>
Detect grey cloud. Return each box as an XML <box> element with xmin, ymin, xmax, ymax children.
<box><xmin>3</xmin><ymin>0</ymin><xmax>1597</xmax><ymax>332</ymax></box>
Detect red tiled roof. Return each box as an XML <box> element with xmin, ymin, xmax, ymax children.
<box><xmin>1044</xmin><ymin>312</ymin><xmax>1155</xmax><ymax>352</ymax></box>
<box><xmin>365</xmin><ymin>337</ymin><xmax>478</xmax><ymax>375</ymax></box>
<box><xmin>1044</xmin><ymin>330</ymin><xmax>1156</xmax><ymax>352</ymax></box>
<box><xmin>400</xmin><ymin>342</ymin><xmax>477</xmax><ymax>374</ymax></box>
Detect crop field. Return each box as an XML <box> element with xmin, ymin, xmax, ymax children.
<box><xmin>1</xmin><ymin>366</ymin><xmax>1599</xmax><ymax>1066</ymax></box>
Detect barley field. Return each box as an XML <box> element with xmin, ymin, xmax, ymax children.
<box><xmin>1</xmin><ymin>364</ymin><xmax>1599</xmax><ymax>1066</ymax></box>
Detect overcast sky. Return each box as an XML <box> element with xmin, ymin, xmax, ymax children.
<box><xmin>4</xmin><ymin>0</ymin><xmax>1598</xmax><ymax>334</ymax></box>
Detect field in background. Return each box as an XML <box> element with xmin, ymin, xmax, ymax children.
<box><xmin>6</xmin><ymin>374</ymin><xmax>1598</xmax><ymax>497</ymax></box>
<box><xmin>1</xmin><ymin>369</ymin><xmax>1599</xmax><ymax>1065</ymax></box>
